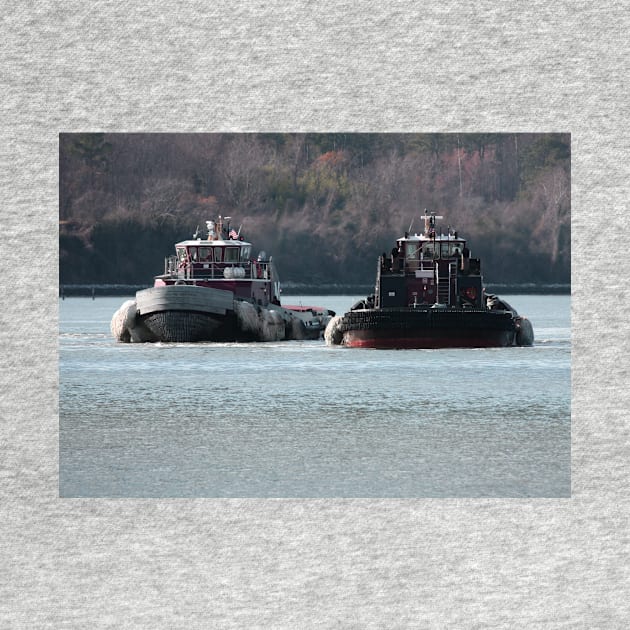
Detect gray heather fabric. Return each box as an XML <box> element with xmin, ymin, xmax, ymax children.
<box><xmin>1</xmin><ymin>2</ymin><xmax>628</xmax><ymax>627</ymax></box>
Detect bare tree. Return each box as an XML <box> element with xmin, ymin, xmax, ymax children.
<box><xmin>532</xmin><ymin>166</ymin><xmax>570</xmax><ymax>263</ymax></box>
<box><xmin>218</xmin><ymin>136</ymin><xmax>272</xmax><ymax>210</ymax></box>
<box><xmin>140</xmin><ymin>177</ymin><xmax>189</xmax><ymax>224</ymax></box>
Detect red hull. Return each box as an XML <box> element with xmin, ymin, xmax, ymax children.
<box><xmin>343</xmin><ymin>328</ymin><xmax>515</xmax><ymax>349</ymax></box>
<box><xmin>338</xmin><ymin>307</ymin><xmax>518</xmax><ymax>349</ymax></box>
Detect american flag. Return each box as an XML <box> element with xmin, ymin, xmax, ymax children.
<box><xmin>229</xmin><ymin>228</ymin><xmax>238</xmax><ymax>239</ymax></box>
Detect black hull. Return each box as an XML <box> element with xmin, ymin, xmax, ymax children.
<box><xmin>134</xmin><ymin>284</ymin><xmax>238</xmax><ymax>342</ymax></box>
<box><xmin>140</xmin><ymin>310</ymin><xmax>245</xmax><ymax>343</ymax></box>
<box><xmin>339</xmin><ymin>308</ymin><xmax>518</xmax><ymax>349</ymax></box>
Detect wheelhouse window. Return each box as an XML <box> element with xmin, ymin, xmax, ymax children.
<box><xmin>188</xmin><ymin>247</ymin><xmax>199</xmax><ymax>261</ymax></box>
<box><xmin>213</xmin><ymin>247</ymin><xmax>223</xmax><ymax>262</ymax></box>
<box><xmin>441</xmin><ymin>241</ymin><xmax>464</xmax><ymax>257</ymax></box>
<box><xmin>241</xmin><ymin>245</ymin><xmax>251</xmax><ymax>260</ymax></box>
<box><xmin>405</xmin><ymin>242</ymin><xmax>420</xmax><ymax>260</ymax></box>
<box><xmin>224</xmin><ymin>247</ymin><xmax>239</xmax><ymax>263</ymax></box>
<box><xmin>199</xmin><ymin>246</ymin><xmax>212</xmax><ymax>261</ymax></box>
<box><xmin>423</xmin><ymin>241</ymin><xmax>437</xmax><ymax>258</ymax></box>
<box><xmin>177</xmin><ymin>247</ymin><xmax>187</xmax><ymax>262</ymax></box>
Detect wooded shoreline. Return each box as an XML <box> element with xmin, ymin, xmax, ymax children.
<box><xmin>60</xmin><ymin>133</ymin><xmax>570</xmax><ymax>288</ymax></box>
<box><xmin>59</xmin><ymin>283</ymin><xmax>571</xmax><ymax>298</ymax></box>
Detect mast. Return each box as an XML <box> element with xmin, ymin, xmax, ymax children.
<box><xmin>420</xmin><ymin>212</ymin><xmax>443</xmax><ymax>237</ymax></box>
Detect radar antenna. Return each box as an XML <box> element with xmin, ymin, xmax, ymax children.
<box><xmin>420</xmin><ymin>211</ymin><xmax>443</xmax><ymax>236</ymax></box>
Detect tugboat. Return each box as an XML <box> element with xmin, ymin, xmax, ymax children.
<box><xmin>325</xmin><ymin>213</ymin><xmax>534</xmax><ymax>349</ymax></box>
<box><xmin>111</xmin><ymin>216</ymin><xmax>334</xmax><ymax>343</ymax></box>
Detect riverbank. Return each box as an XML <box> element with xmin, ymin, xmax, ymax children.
<box><xmin>59</xmin><ymin>282</ymin><xmax>571</xmax><ymax>298</ymax></box>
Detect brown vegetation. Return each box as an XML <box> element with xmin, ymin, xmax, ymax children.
<box><xmin>59</xmin><ymin>133</ymin><xmax>570</xmax><ymax>287</ymax></box>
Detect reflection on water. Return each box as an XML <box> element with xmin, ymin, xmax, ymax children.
<box><xmin>60</xmin><ymin>295</ymin><xmax>571</xmax><ymax>497</ymax></box>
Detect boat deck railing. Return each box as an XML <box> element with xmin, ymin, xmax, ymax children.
<box><xmin>164</xmin><ymin>255</ymin><xmax>273</xmax><ymax>281</ymax></box>
<box><xmin>405</xmin><ymin>259</ymin><xmax>430</xmax><ymax>272</ymax></box>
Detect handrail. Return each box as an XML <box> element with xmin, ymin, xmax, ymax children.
<box><xmin>162</xmin><ymin>258</ymin><xmax>273</xmax><ymax>281</ymax></box>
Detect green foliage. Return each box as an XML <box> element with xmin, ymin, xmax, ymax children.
<box><xmin>460</xmin><ymin>133</ymin><xmax>496</xmax><ymax>159</ymax></box>
<box><xmin>298</xmin><ymin>151</ymin><xmax>349</xmax><ymax>209</ymax></box>
<box><xmin>519</xmin><ymin>134</ymin><xmax>570</xmax><ymax>186</ymax></box>
<box><xmin>59</xmin><ymin>233</ymin><xmax>90</xmax><ymax>283</ymax></box>
<box><xmin>68</xmin><ymin>133</ymin><xmax>112</xmax><ymax>172</ymax></box>
<box><xmin>89</xmin><ymin>219</ymin><xmax>185</xmax><ymax>283</ymax></box>
<box><xmin>405</xmin><ymin>134</ymin><xmax>459</xmax><ymax>157</ymax></box>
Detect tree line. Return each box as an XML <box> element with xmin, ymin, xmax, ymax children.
<box><xmin>59</xmin><ymin>132</ymin><xmax>570</xmax><ymax>288</ymax></box>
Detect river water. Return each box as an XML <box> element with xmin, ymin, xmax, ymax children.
<box><xmin>59</xmin><ymin>294</ymin><xmax>571</xmax><ymax>497</ymax></box>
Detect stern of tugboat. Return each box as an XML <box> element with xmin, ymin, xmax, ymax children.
<box><xmin>338</xmin><ymin>307</ymin><xmax>517</xmax><ymax>349</ymax></box>
<box><xmin>135</xmin><ymin>284</ymin><xmax>235</xmax><ymax>342</ymax></box>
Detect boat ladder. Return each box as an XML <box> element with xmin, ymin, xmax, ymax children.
<box><xmin>437</xmin><ymin>262</ymin><xmax>456</xmax><ymax>305</ymax></box>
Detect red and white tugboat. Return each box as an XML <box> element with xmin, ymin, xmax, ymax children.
<box><xmin>111</xmin><ymin>216</ymin><xmax>334</xmax><ymax>343</ymax></box>
<box><xmin>325</xmin><ymin>213</ymin><xmax>534</xmax><ymax>349</ymax></box>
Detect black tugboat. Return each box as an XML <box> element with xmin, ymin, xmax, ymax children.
<box><xmin>325</xmin><ymin>213</ymin><xmax>534</xmax><ymax>349</ymax></box>
<box><xmin>111</xmin><ymin>216</ymin><xmax>334</xmax><ymax>343</ymax></box>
